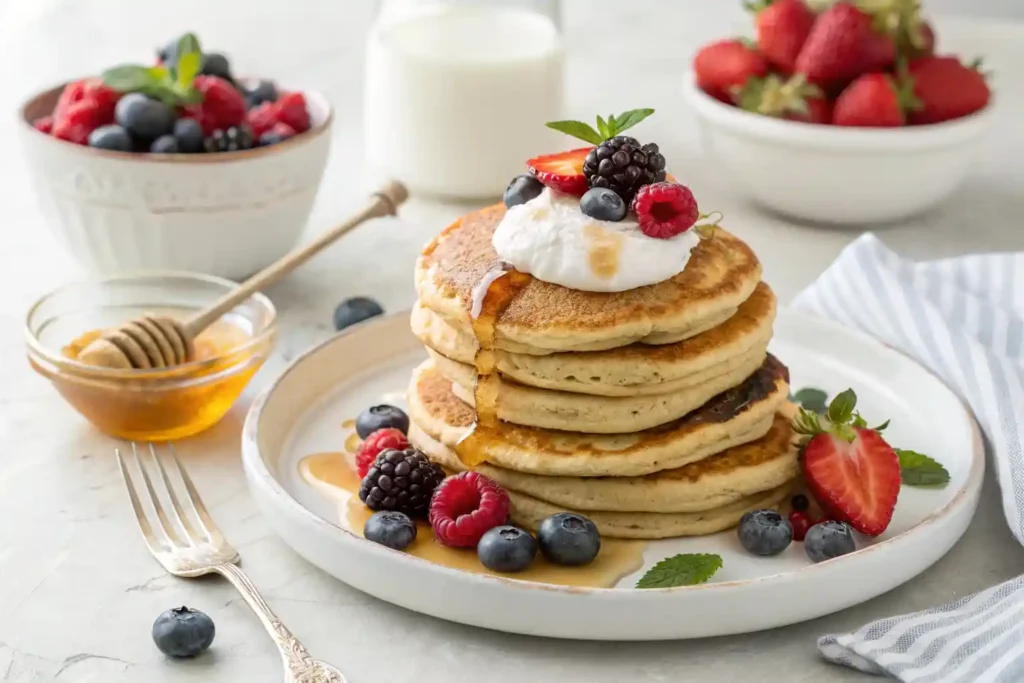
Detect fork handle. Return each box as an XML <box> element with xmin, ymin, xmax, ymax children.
<box><xmin>215</xmin><ymin>563</ymin><xmax>331</xmax><ymax>680</ymax></box>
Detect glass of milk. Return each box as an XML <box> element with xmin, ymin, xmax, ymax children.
<box><xmin>365</xmin><ymin>0</ymin><xmax>565</xmax><ymax>199</ymax></box>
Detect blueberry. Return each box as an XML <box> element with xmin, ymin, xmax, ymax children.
<box><xmin>115</xmin><ymin>93</ymin><xmax>177</xmax><ymax>140</ymax></box>
<box><xmin>157</xmin><ymin>37</ymin><xmax>179</xmax><ymax>65</ymax></box>
<box><xmin>246</xmin><ymin>80</ymin><xmax>279</xmax><ymax>108</ymax></box>
<box><xmin>173</xmin><ymin>118</ymin><xmax>205</xmax><ymax>153</ymax></box>
<box><xmin>88</xmin><ymin>124</ymin><xmax>133</xmax><ymax>152</ymax></box>
<box><xmin>364</xmin><ymin>510</ymin><xmax>417</xmax><ymax>550</ymax></box>
<box><xmin>333</xmin><ymin>296</ymin><xmax>384</xmax><ymax>331</ymax></box>
<box><xmin>199</xmin><ymin>52</ymin><xmax>234</xmax><ymax>82</ymax></box>
<box><xmin>150</xmin><ymin>135</ymin><xmax>179</xmax><ymax>154</ymax></box>
<box><xmin>152</xmin><ymin>606</ymin><xmax>215</xmax><ymax>658</ymax></box>
<box><xmin>478</xmin><ymin>525</ymin><xmax>538</xmax><ymax>572</ymax></box>
<box><xmin>804</xmin><ymin>520</ymin><xmax>856</xmax><ymax>563</ymax></box>
<box><xmin>503</xmin><ymin>174</ymin><xmax>544</xmax><ymax>208</ymax></box>
<box><xmin>537</xmin><ymin>513</ymin><xmax>601</xmax><ymax>566</ymax></box>
<box><xmin>580</xmin><ymin>187</ymin><xmax>627</xmax><ymax>222</ymax></box>
<box><xmin>259</xmin><ymin>130</ymin><xmax>288</xmax><ymax>147</ymax></box>
<box><xmin>737</xmin><ymin>509</ymin><xmax>793</xmax><ymax>556</ymax></box>
<box><xmin>356</xmin><ymin>405</ymin><xmax>409</xmax><ymax>439</ymax></box>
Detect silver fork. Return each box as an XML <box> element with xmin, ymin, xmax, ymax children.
<box><xmin>117</xmin><ymin>442</ymin><xmax>345</xmax><ymax>683</ymax></box>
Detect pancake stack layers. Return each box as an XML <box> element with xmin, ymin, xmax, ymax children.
<box><xmin>408</xmin><ymin>197</ymin><xmax>799</xmax><ymax>540</ymax></box>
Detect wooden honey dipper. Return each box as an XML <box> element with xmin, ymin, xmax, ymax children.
<box><xmin>77</xmin><ymin>180</ymin><xmax>409</xmax><ymax>370</ymax></box>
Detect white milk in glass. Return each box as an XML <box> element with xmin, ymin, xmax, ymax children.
<box><xmin>364</xmin><ymin>6</ymin><xmax>564</xmax><ymax>198</ymax></box>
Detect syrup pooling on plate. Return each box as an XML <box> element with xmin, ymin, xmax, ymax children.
<box><xmin>300</xmin><ymin>450</ymin><xmax>645</xmax><ymax>588</ymax></box>
<box><xmin>456</xmin><ymin>264</ymin><xmax>532</xmax><ymax>468</ymax></box>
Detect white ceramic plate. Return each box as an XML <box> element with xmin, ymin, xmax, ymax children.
<box><xmin>241</xmin><ymin>308</ymin><xmax>984</xmax><ymax>640</ymax></box>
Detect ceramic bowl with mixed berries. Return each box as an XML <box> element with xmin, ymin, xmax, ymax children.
<box><xmin>682</xmin><ymin>0</ymin><xmax>994</xmax><ymax>225</ymax></box>
<box><xmin>19</xmin><ymin>33</ymin><xmax>332</xmax><ymax>279</ymax></box>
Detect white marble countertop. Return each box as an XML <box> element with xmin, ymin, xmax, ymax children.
<box><xmin>2</xmin><ymin>2</ymin><xmax>1024</xmax><ymax>681</ymax></box>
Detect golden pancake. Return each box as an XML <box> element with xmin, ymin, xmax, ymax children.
<box><xmin>412</xmin><ymin>282</ymin><xmax>776</xmax><ymax>397</ymax></box>
<box><xmin>507</xmin><ymin>485</ymin><xmax>793</xmax><ymax>539</ymax></box>
<box><xmin>432</xmin><ymin>346</ymin><xmax>767</xmax><ymax>433</ymax></box>
<box><xmin>410</xmin><ymin>409</ymin><xmax>799</xmax><ymax>513</ymax></box>
<box><xmin>415</xmin><ymin>205</ymin><xmax>762</xmax><ymax>355</ymax></box>
<box><xmin>406</xmin><ymin>357</ymin><xmax>790</xmax><ymax>477</ymax></box>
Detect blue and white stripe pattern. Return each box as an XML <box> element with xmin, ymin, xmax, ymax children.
<box><xmin>793</xmin><ymin>234</ymin><xmax>1024</xmax><ymax>681</ymax></box>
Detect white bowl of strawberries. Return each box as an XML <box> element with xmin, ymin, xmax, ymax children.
<box><xmin>683</xmin><ymin>0</ymin><xmax>994</xmax><ymax>225</ymax></box>
<box><xmin>18</xmin><ymin>34</ymin><xmax>332</xmax><ymax>279</ymax></box>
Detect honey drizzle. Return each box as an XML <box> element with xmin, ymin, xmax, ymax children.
<box><xmin>456</xmin><ymin>264</ymin><xmax>532</xmax><ymax>468</ymax></box>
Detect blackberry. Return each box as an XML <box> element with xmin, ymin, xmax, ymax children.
<box><xmin>582</xmin><ymin>136</ymin><xmax>666</xmax><ymax>203</ymax></box>
<box><xmin>359</xmin><ymin>447</ymin><xmax>445</xmax><ymax>517</ymax></box>
<box><xmin>203</xmin><ymin>125</ymin><xmax>254</xmax><ymax>153</ymax></box>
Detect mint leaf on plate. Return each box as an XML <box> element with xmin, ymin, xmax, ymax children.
<box><xmin>896</xmin><ymin>449</ymin><xmax>950</xmax><ymax>488</ymax></box>
<box><xmin>792</xmin><ymin>387</ymin><xmax>828</xmax><ymax>414</ymax></box>
<box><xmin>636</xmin><ymin>553</ymin><xmax>722</xmax><ymax>589</ymax></box>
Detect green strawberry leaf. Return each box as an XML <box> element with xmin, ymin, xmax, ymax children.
<box><xmin>636</xmin><ymin>553</ymin><xmax>722</xmax><ymax>589</ymax></box>
<box><xmin>873</xmin><ymin>419</ymin><xmax>891</xmax><ymax>432</ymax></box>
<box><xmin>608</xmin><ymin>108</ymin><xmax>655</xmax><ymax>136</ymax></box>
<box><xmin>793</xmin><ymin>387</ymin><xmax>828</xmax><ymax>414</ymax></box>
<box><xmin>896</xmin><ymin>449</ymin><xmax>950</xmax><ymax>488</ymax></box>
<box><xmin>102</xmin><ymin>65</ymin><xmax>164</xmax><ymax>93</ymax></box>
<box><xmin>827</xmin><ymin>388</ymin><xmax>857</xmax><ymax>425</ymax></box>
<box><xmin>545</xmin><ymin>120</ymin><xmax>604</xmax><ymax>145</ymax></box>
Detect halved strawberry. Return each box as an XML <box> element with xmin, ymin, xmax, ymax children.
<box><xmin>526</xmin><ymin>147</ymin><xmax>591</xmax><ymax>196</ymax></box>
<box><xmin>794</xmin><ymin>389</ymin><xmax>901</xmax><ymax>536</ymax></box>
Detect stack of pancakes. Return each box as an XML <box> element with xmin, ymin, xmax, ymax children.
<box><xmin>407</xmin><ymin>206</ymin><xmax>799</xmax><ymax>539</ymax></box>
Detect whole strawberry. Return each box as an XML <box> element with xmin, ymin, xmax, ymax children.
<box><xmin>793</xmin><ymin>389</ymin><xmax>900</xmax><ymax>536</ymax></box>
<box><xmin>833</xmin><ymin>73</ymin><xmax>916</xmax><ymax>127</ymax></box>
<box><xmin>748</xmin><ymin>0</ymin><xmax>816</xmax><ymax>73</ymax></box>
<box><xmin>693</xmin><ymin>39</ymin><xmax>769</xmax><ymax>101</ymax></box>
<box><xmin>795</xmin><ymin>3</ymin><xmax>885</xmax><ymax>86</ymax></box>
<box><xmin>907</xmin><ymin>56</ymin><xmax>990</xmax><ymax>124</ymax></box>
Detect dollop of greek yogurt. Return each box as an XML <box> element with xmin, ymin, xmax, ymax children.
<box><xmin>492</xmin><ymin>188</ymin><xmax>700</xmax><ymax>292</ymax></box>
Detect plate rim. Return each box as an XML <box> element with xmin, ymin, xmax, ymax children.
<box><xmin>242</xmin><ymin>307</ymin><xmax>985</xmax><ymax>596</ymax></box>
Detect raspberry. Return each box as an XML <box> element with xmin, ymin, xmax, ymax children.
<box><xmin>789</xmin><ymin>511</ymin><xmax>811</xmax><ymax>542</ymax></box>
<box><xmin>82</xmin><ymin>79</ymin><xmax>121</xmax><ymax>122</ymax></box>
<box><xmin>53</xmin><ymin>100</ymin><xmax>107</xmax><ymax>144</ymax></box>
<box><xmin>429</xmin><ymin>472</ymin><xmax>510</xmax><ymax>548</ymax></box>
<box><xmin>246</xmin><ymin>102</ymin><xmax>277</xmax><ymax>138</ymax></box>
<box><xmin>632</xmin><ymin>182</ymin><xmax>700</xmax><ymax>239</ymax></box>
<box><xmin>33</xmin><ymin>116</ymin><xmax>53</xmax><ymax>134</ymax></box>
<box><xmin>54</xmin><ymin>80</ymin><xmax>90</xmax><ymax>119</ymax></box>
<box><xmin>184</xmin><ymin>75</ymin><xmax>246</xmax><ymax>135</ymax></box>
<box><xmin>273</xmin><ymin>92</ymin><xmax>310</xmax><ymax>133</ymax></box>
<box><xmin>355</xmin><ymin>428</ymin><xmax>409</xmax><ymax>478</ymax></box>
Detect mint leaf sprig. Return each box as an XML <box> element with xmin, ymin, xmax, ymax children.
<box><xmin>896</xmin><ymin>449</ymin><xmax>951</xmax><ymax>487</ymax></box>
<box><xmin>101</xmin><ymin>33</ymin><xmax>204</xmax><ymax>107</ymax></box>
<box><xmin>546</xmin><ymin>108</ymin><xmax>655</xmax><ymax>146</ymax></box>
<box><xmin>636</xmin><ymin>553</ymin><xmax>722</xmax><ymax>589</ymax></box>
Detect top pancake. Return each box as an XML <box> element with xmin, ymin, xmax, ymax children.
<box><xmin>415</xmin><ymin>205</ymin><xmax>762</xmax><ymax>355</ymax></box>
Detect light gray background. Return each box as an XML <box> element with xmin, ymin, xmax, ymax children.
<box><xmin>0</xmin><ymin>2</ymin><xmax>1023</xmax><ymax>682</ymax></box>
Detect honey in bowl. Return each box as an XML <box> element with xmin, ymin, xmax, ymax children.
<box><xmin>300</xmin><ymin>424</ymin><xmax>647</xmax><ymax>589</ymax></box>
<box><xmin>32</xmin><ymin>316</ymin><xmax>270</xmax><ymax>441</ymax></box>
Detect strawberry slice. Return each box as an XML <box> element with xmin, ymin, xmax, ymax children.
<box><xmin>794</xmin><ymin>389</ymin><xmax>901</xmax><ymax>536</ymax></box>
<box><xmin>526</xmin><ymin>147</ymin><xmax>591</xmax><ymax>196</ymax></box>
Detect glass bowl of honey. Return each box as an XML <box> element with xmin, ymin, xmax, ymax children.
<box><xmin>25</xmin><ymin>271</ymin><xmax>276</xmax><ymax>441</ymax></box>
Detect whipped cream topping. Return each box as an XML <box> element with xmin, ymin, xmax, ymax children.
<box><xmin>491</xmin><ymin>188</ymin><xmax>700</xmax><ymax>292</ymax></box>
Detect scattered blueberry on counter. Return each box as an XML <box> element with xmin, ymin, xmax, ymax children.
<box><xmin>152</xmin><ymin>606</ymin><xmax>215</xmax><ymax>658</ymax></box>
<box><xmin>478</xmin><ymin>525</ymin><xmax>539</xmax><ymax>572</ymax></box>
<box><xmin>333</xmin><ymin>297</ymin><xmax>385</xmax><ymax>332</ymax></box>
<box><xmin>804</xmin><ymin>520</ymin><xmax>856</xmax><ymax>563</ymax></box>
<box><xmin>737</xmin><ymin>509</ymin><xmax>793</xmax><ymax>556</ymax></box>
<box><xmin>537</xmin><ymin>512</ymin><xmax>601</xmax><ymax>566</ymax></box>
<box><xmin>364</xmin><ymin>510</ymin><xmax>418</xmax><ymax>550</ymax></box>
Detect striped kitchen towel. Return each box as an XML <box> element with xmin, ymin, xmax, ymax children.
<box><xmin>792</xmin><ymin>234</ymin><xmax>1024</xmax><ymax>681</ymax></box>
